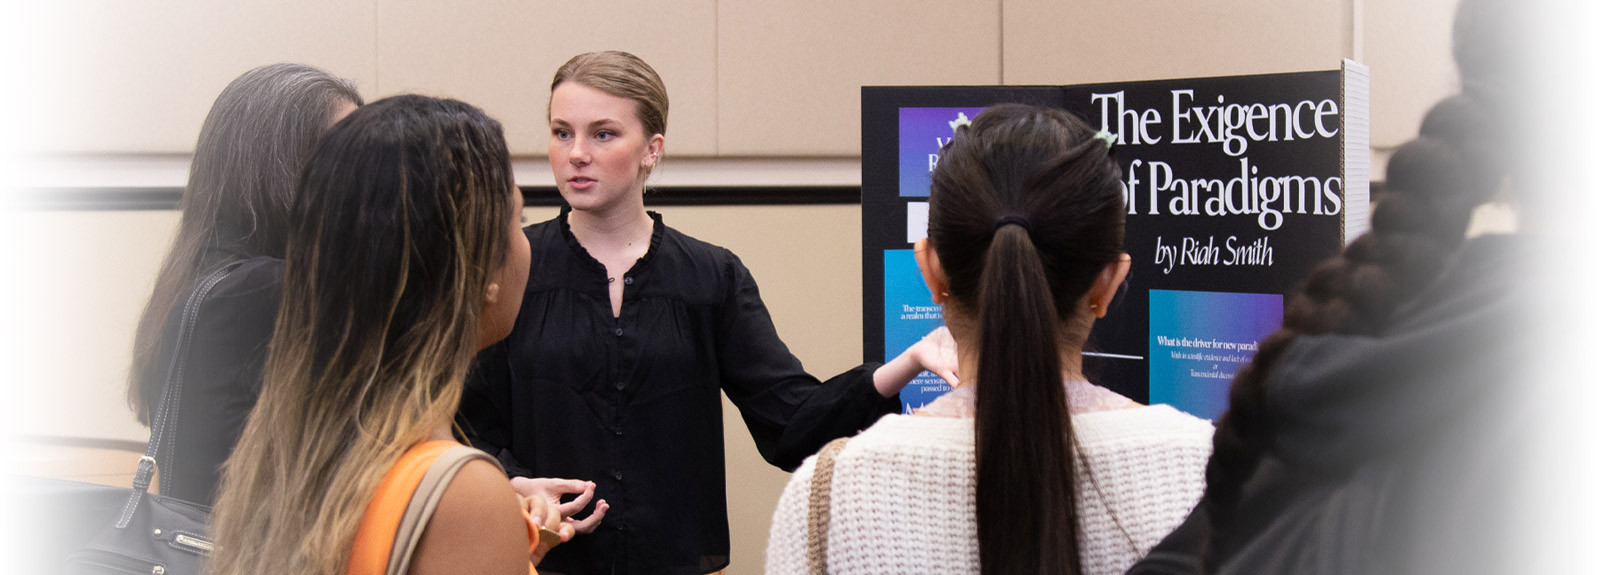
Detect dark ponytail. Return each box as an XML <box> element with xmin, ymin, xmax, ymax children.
<box><xmin>930</xmin><ymin>104</ymin><xmax>1126</xmax><ymax>575</ymax></box>
<box><xmin>1200</xmin><ymin>0</ymin><xmax>1510</xmax><ymax>567</ymax></box>
<box><xmin>976</xmin><ymin>225</ymin><xmax>1076</xmax><ymax>574</ymax></box>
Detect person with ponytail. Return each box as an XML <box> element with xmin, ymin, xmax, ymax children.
<box><xmin>766</xmin><ymin>104</ymin><xmax>1214</xmax><ymax>575</ymax></box>
<box><xmin>210</xmin><ymin>95</ymin><xmax>565</xmax><ymax>575</ymax></box>
<box><xmin>1128</xmin><ymin>0</ymin><xmax>1524</xmax><ymax>573</ymax></box>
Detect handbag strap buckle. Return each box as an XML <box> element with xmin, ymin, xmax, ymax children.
<box><xmin>132</xmin><ymin>456</ymin><xmax>157</xmax><ymax>492</ymax></box>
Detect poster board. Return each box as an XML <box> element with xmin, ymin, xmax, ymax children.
<box><xmin>863</xmin><ymin>61</ymin><xmax>1370</xmax><ymax>419</ymax></box>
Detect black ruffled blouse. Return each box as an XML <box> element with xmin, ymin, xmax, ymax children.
<box><xmin>459</xmin><ymin>209</ymin><xmax>898</xmax><ymax>575</ymax></box>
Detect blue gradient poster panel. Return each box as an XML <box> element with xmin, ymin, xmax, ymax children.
<box><xmin>898</xmin><ymin>107</ymin><xmax>986</xmax><ymax>197</ymax></box>
<box><xmin>1148</xmin><ymin>290</ymin><xmax>1283</xmax><ymax>420</ymax></box>
<box><xmin>883</xmin><ymin>249</ymin><xmax>947</xmax><ymax>412</ymax></box>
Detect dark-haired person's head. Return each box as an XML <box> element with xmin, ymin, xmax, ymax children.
<box><xmin>191</xmin><ymin>63</ymin><xmax>364</xmax><ymax>256</ymax></box>
<box><xmin>130</xmin><ymin>63</ymin><xmax>362</xmax><ymax>424</ymax></box>
<box><xmin>281</xmin><ymin>94</ymin><xmax>527</xmax><ymax>359</ymax></box>
<box><xmin>916</xmin><ymin>103</ymin><xmax>1130</xmax><ymax>575</ymax></box>
<box><xmin>209</xmin><ymin>95</ymin><xmax>528</xmax><ymax>575</ymax></box>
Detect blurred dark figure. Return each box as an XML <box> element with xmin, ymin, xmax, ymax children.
<box><xmin>1128</xmin><ymin>0</ymin><xmax>1526</xmax><ymax>573</ymax></box>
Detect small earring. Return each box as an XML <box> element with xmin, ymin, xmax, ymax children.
<box><xmin>1089</xmin><ymin>303</ymin><xmax>1099</xmax><ymax>310</ymax></box>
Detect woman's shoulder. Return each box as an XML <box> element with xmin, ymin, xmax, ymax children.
<box><xmin>171</xmin><ymin>256</ymin><xmax>285</xmax><ymax>354</ymax></box>
<box><xmin>642</xmin><ymin>216</ymin><xmax>751</xmax><ymax>297</ymax></box>
<box><xmin>851</xmin><ymin>413</ymin><xmax>974</xmax><ymax>447</ymax></box>
<box><xmin>784</xmin><ymin>415</ymin><xmax>973</xmax><ymax>484</ymax></box>
<box><xmin>837</xmin><ymin>408</ymin><xmax>1213</xmax><ymax>466</ymax></box>
<box><xmin>831</xmin><ymin>414</ymin><xmax>977</xmax><ymax>470</ymax></box>
<box><xmin>520</xmin><ymin>214</ymin><xmax>567</xmax><ymax>248</ymax></box>
<box><xmin>190</xmin><ymin>256</ymin><xmax>285</xmax><ymax>333</ymax></box>
<box><xmin>1073</xmin><ymin>404</ymin><xmax>1216</xmax><ymax>453</ymax></box>
<box><xmin>205</xmin><ymin>255</ymin><xmax>285</xmax><ymax>304</ymax></box>
<box><xmin>652</xmin><ymin>216</ymin><xmax>740</xmax><ymax>265</ymax></box>
<box><xmin>414</xmin><ymin>459</ymin><xmax>532</xmax><ymax>575</ymax></box>
<box><xmin>362</xmin><ymin>443</ymin><xmax>530</xmax><ymax>575</ymax></box>
<box><xmin>426</xmin><ymin>458</ymin><xmax>526</xmax><ymax>534</ymax></box>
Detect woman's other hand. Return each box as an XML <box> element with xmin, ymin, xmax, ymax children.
<box><xmin>510</xmin><ymin>476</ymin><xmax>610</xmax><ymax>534</ymax></box>
<box><xmin>521</xmin><ymin>494</ymin><xmax>576</xmax><ymax>565</ymax></box>
<box><xmin>873</xmin><ymin>326</ymin><xmax>961</xmax><ymax>397</ymax></box>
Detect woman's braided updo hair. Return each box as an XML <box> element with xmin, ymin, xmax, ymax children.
<box><xmin>1201</xmin><ymin>0</ymin><xmax>1511</xmax><ymax>567</ymax></box>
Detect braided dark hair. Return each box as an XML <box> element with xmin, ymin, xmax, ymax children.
<box><xmin>1200</xmin><ymin>0</ymin><xmax>1511</xmax><ymax>568</ymax></box>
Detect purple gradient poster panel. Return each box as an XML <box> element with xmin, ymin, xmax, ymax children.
<box><xmin>898</xmin><ymin>107</ymin><xmax>986</xmax><ymax>197</ymax></box>
<box><xmin>883</xmin><ymin>249</ymin><xmax>947</xmax><ymax>412</ymax></box>
<box><xmin>1148</xmin><ymin>290</ymin><xmax>1283</xmax><ymax>420</ymax></box>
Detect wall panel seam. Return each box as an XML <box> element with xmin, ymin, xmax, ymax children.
<box><xmin>713</xmin><ymin>0</ymin><xmax>721</xmax><ymax>155</ymax></box>
<box><xmin>372</xmin><ymin>0</ymin><xmax>382</xmax><ymax>95</ymax></box>
<box><xmin>1352</xmin><ymin>0</ymin><xmax>1364</xmax><ymax>62</ymax></box>
<box><xmin>998</xmin><ymin>0</ymin><xmax>1006</xmax><ymax>84</ymax></box>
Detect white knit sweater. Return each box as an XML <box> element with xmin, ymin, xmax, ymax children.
<box><xmin>765</xmin><ymin>405</ymin><xmax>1213</xmax><ymax>575</ymax></box>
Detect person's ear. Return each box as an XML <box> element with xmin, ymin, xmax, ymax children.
<box><xmin>485</xmin><ymin>281</ymin><xmax>501</xmax><ymax>307</ymax></box>
<box><xmin>914</xmin><ymin>238</ymin><xmax>950</xmax><ymax>305</ymax></box>
<box><xmin>643</xmin><ymin>134</ymin><xmax>665</xmax><ymax>169</ymax></box>
<box><xmin>1086</xmin><ymin>253</ymin><xmax>1131</xmax><ymax>318</ymax></box>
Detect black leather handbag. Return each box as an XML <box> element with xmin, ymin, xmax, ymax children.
<box><xmin>51</xmin><ymin>263</ymin><xmax>241</xmax><ymax>574</ymax></box>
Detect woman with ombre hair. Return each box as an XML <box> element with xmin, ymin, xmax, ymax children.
<box><xmin>210</xmin><ymin>95</ymin><xmax>561</xmax><ymax>575</ymax></box>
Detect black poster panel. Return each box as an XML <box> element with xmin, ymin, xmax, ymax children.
<box><xmin>862</xmin><ymin>69</ymin><xmax>1362</xmax><ymax>416</ymax></box>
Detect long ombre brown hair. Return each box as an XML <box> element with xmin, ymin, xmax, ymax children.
<box><xmin>929</xmin><ymin>104</ymin><xmax>1126</xmax><ymax>575</ymax></box>
<box><xmin>127</xmin><ymin>63</ymin><xmax>361</xmax><ymax>424</ymax></box>
<box><xmin>209</xmin><ymin>95</ymin><xmax>515</xmax><ymax>575</ymax></box>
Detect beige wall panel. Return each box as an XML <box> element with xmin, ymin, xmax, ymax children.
<box><xmin>375</xmin><ymin>0</ymin><xmax>718</xmax><ymax>157</ymax></box>
<box><xmin>718</xmin><ymin>1</ymin><xmax>1003</xmax><ymax>156</ymax></box>
<box><xmin>1003</xmin><ymin>0</ymin><xmax>1350</xmax><ymax>85</ymax></box>
<box><xmin>18</xmin><ymin>2</ymin><xmax>377</xmax><ymax>154</ymax></box>
<box><xmin>16</xmin><ymin>443</ymin><xmax>149</xmax><ymax>489</ymax></box>
<box><xmin>1365</xmin><ymin>0</ymin><xmax>1461</xmax><ymax>152</ymax></box>
<box><xmin>9</xmin><ymin>210</ymin><xmax>180</xmax><ymax>444</ymax></box>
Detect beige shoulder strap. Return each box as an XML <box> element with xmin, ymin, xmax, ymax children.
<box><xmin>806</xmin><ymin>437</ymin><xmax>851</xmax><ymax>575</ymax></box>
<box><xmin>386</xmin><ymin>445</ymin><xmax>498</xmax><ymax>575</ymax></box>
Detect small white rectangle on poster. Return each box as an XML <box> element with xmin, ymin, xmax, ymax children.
<box><xmin>906</xmin><ymin>202</ymin><xmax>929</xmax><ymax>244</ymax></box>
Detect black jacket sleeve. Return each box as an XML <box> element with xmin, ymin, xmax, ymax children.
<box><xmin>714</xmin><ymin>253</ymin><xmax>901</xmax><ymax>471</ymax></box>
<box><xmin>147</xmin><ymin>256</ymin><xmax>281</xmax><ymax>505</ymax></box>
